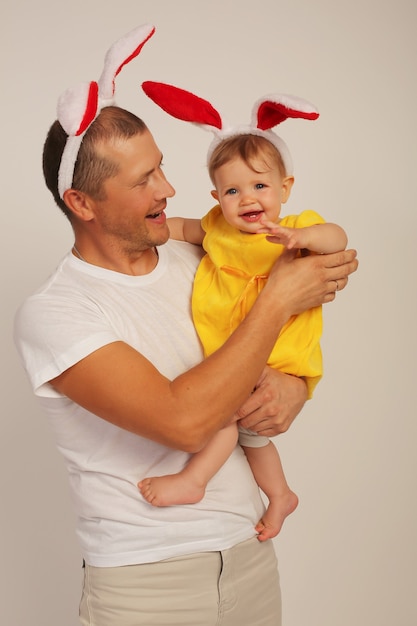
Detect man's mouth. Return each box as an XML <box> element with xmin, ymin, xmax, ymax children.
<box><xmin>146</xmin><ymin>210</ymin><xmax>164</xmax><ymax>219</ymax></box>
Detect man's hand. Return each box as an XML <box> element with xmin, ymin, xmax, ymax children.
<box><xmin>235</xmin><ymin>366</ymin><xmax>308</xmax><ymax>437</ymax></box>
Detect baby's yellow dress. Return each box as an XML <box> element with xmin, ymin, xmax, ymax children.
<box><xmin>192</xmin><ymin>205</ymin><xmax>326</xmax><ymax>398</ymax></box>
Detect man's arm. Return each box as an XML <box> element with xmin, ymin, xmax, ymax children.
<box><xmin>51</xmin><ymin>248</ymin><xmax>358</xmax><ymax>453</ymax></box>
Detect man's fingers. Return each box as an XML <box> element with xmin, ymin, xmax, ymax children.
<box><xmin>322</xmin><ymin>248</ymin><xmax>358</xmax><ymax>269</ymax></box>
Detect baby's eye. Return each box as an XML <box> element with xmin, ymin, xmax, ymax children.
<box><xmin>226</xmin><ymin>188</ymin><xmax>237</xmax><ymax>195</ymax></box>
<box><xmin>255</xmin><ymin>183</ymin><xmax>266</xmax><ymax>189</ymax></box>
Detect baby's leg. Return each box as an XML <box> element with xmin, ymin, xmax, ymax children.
<box><xmin>242</xmin><ymin>441</ymin><xmax>298</xmax><ymax>541</ymax></box>
<box><xmin>138</xmin><ymin>423</ymin><xmax>238</xmax><ymax>507</ymax></box>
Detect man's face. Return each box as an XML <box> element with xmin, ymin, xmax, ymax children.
<box><xmin>90</xmin><ymin>130</ymin><xmax>175</xmax><ymax>254</ymax></box>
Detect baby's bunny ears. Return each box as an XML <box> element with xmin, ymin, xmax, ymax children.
<box><xmin>57</xmin><ymin>24</ymin><xmax>155</xmax><ymax>200</ymax></box>
<box><xmin>142</xmin><ymin>81</ymin><xmax>319</xmax><ymax>175</ymax></box>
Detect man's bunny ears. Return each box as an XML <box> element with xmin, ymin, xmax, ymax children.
<box><xmin>142</xmin><ymin>81</ymin><xmax>319</xmax><ymax>176</ymax></box>
<box><xmin>57</xmin><ymin>24</ymin><xmax>155</xmax><ymax>199</ymax></box>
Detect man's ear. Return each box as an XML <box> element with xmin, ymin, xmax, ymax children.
<box><xmin>63</xmin><ymin>189</ymin><xmax>95</xmax><ymax>222</ymax></box>
<box><xmin>211</xmin><ymin>189</ymin><xmax>219</xmax><ymax>201</ymax></box>
<box><xmin>281</xmin><ymin>176</ymin><xmax>295</xmax><ymax>203</ymax></box>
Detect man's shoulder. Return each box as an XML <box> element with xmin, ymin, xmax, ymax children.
<box><xmin>14</xmin><ymin>253</ymin><xmax>99</xmax><ymax>338</ymax></box>
<box><xmin>164</xmin><ymin>239</ymin><xmax>204</xmax><ymax>265</ymax></box>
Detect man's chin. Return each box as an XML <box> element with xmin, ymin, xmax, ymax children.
<box><xmin>153</xmin><ymin>227</ymin><xmax>170</xmax><ymax>247</ymax></box>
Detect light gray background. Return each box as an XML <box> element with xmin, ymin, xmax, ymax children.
<box><xmin>1</xmin><ymin>1</ymin><xmax>416</xmax><ymax>624</ymax></box>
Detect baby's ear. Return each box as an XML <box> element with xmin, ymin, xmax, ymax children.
<box><xmin>281</xmin><ymin>176</ymin><xmax>294</xmax><ymax>203</ymax></box>
<box><xmin>211</xmin><ymin>189</ymin><xmax>219</xmax><ymax>201</ymax></box>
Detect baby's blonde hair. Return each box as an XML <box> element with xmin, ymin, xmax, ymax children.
<box><xmin>208</xmin><ymin>134</ymin><xmax>287</xmax><ymax>185</ymax></box>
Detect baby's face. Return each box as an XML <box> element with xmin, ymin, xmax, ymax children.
<box><xmin>212</xmin><ymin>156</ymin><xmax>292</xmax><ymax>234</ymax></box>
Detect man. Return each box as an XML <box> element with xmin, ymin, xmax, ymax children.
<box><xmin>14</xmin><ymin>101</ymin><xmax>357</xmax><ymax>626</ymax></box>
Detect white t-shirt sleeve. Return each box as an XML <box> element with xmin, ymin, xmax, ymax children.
<box><xmin>14</xmin><ymin>288</ymin><xmax>119</xmax><ymax>397</ymax></box>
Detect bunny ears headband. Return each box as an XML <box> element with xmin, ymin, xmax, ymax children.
<box><xmin>57</xmin><ymin>23</ymin><xmax>155</xmax><ymax>199</ymax></box>
<box><xmin>56</xmin><ymin>23</ymin><xmax>318</xmax><ymax>198</ymax></box>
<box><xmin>142</xmin><ymin>81</ymin><xmax>319</xmax><ymax>176</ymax></box>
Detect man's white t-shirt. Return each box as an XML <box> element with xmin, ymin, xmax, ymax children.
<box><xmin>14</xmin><ymin>240</ymin><xmax>264</xmax><ymax>567</ymax></box>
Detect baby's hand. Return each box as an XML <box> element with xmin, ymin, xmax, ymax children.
<box><xmin>258</xmin><ymin>219</ymin><xmax>307</xmax><ymax>250</ymax></box>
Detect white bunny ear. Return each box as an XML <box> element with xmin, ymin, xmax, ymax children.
<box><xmin>57</xmin><ymin>81</ymin><xmax>99</xmax><ymax>136</ymax></box>
<box><xmin>57</xmin><ymin>23</ymin><xmax>155</xmax><ymax>199</ymax></box>
<box><xmin>98</xmin><ymin>24</ymin><xmax>155</xmax><ymax>101</ymax></box>
<box><xmin>252</xmin><ymin>93</ymin><xmax>319</xmax><ymax>130</ymax></box>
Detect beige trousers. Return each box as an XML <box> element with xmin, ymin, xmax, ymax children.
<box><xmin>79</xmin><ymin>537</ymin><xmax>281</xmax><ymax>626</ymax></box>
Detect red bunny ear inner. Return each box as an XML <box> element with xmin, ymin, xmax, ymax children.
<box><xmin>114</xmin><ymin>27</ymin><xmax>156</xmax><ymax>80</ymax></box>
<box><xmin>257</xmin><ymin>100</ymin><xmax>319</xmax><ymax>130</ymax></box>
<box><xmin>142</xmin><ymin>81</ymin><xmax>222</xmax><ymax>129</ymax></box>
<box><xmin>77</xmin><ymin>82</ymin><xmax>99</xmax><ymax>135</ymax></box>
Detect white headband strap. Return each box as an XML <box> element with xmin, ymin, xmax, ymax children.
<box><xmin>58</xmin><ymin>135</ymin><xmax>86</xmax><ymax>200</ymax></box>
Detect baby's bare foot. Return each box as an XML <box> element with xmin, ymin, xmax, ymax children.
<box><xmin>138</xmin><ymin>474</ymin><xmax>206</xmax><ymax>507</ymax></box>
<box><xmin>255</xmin><ymin>490</ymin><xmax>299</xmax><ymax>541</ymax></box>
